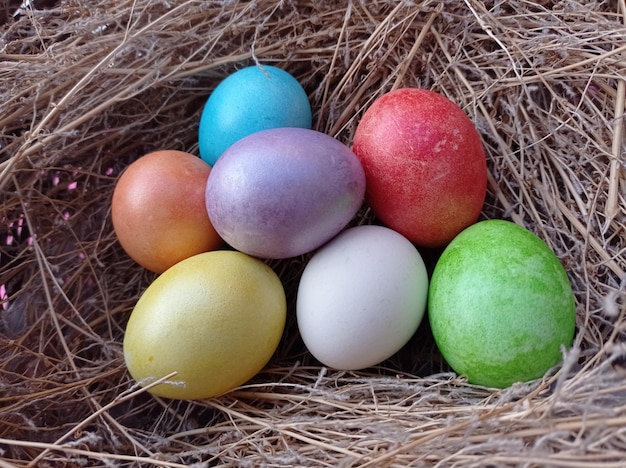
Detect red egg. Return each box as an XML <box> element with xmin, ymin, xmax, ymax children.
<box><xmin>352</xmin><ymin>88</ymin><xmax>487</xmax><ymax>247</ymax></box>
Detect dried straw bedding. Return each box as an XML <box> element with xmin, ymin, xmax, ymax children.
<box><xmin>0</xmin><ymin>0</ymin><xmax>625</xmax><ymax>466</ymax></box>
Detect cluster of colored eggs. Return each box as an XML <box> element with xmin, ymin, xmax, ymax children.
<box><xmin>112</xmin><ymin>65</ymin><xmax>576</xmax><ymax>400</ymax></box>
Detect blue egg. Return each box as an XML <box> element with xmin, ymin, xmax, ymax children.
<box><xmin>198</xmin><ymin>65</ymin><xmax>312</xmax><ymax>166</ymax></box>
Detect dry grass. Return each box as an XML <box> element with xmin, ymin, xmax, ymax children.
<box><xmin>1</xmin><ymin>0</ymin><xmax>625</xmax><ymax>466</ymax></box>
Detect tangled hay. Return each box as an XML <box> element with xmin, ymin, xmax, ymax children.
<box><xmin>1</xmin><ymin>0</ymin><xmax>625</xmax><ymax>466</ymax></box>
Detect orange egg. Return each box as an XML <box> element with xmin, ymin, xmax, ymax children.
<box><xmin>112</xmin><ymin>150</ymin><xmax>222</xmax><ymax>273</ymax></box>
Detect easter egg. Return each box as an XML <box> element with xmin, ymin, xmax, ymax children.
<box><xmin>352</xmin><ymin>88</ymin><xmax>487</xmax><ymax>247</ymax></box>
<box><xmin>123</xmin><ymin>250</ymin><xmax>287</xmax><ymax>400</ymax></box>
<box><xmin>111</xmin><ymin>150</ymin><xmax>222</xmax><ymax>274</ymax></box>
<box><xmin>296</xmin><ymin>225</ymin><xmax>429</xmax><ymax>370</ymax></box>
<box><xmin>198</xmin><ymin>65</ymin><xmax>312</xmax><ymax>166</ymax></box>
<box><xmin>205</xmin><ymin>127</ymin><xmax>366</xmax><ymax>259</ymax></box>
<box><xmin>428</xmin><ymin>220</ymin><xmax>577</xmax><ymax>388</ymax></box>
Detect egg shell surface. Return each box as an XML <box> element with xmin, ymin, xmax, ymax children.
<box><xmin>111</xmin><ymin>150</ymin><xmax>222</xmax><ymax>274</ymax></box>
<box><xmin>296</xmin><ymin>225</ymin><xmax>429</xmax><ymax>370</ymax></box>
<box><xmin>123</xmin><ymin>250</ymin><xmax>287</xmax><ymax>400</ymax></box>
<box><xmin>428</xmin><ymin>219</ymin><xmax>576</xmax><ymax>388</ymax></box>
<box><xmin>205</xmin><ymin>127</ymin><xmax>366</xmax><ymax>259</ymax></box>
<box><xmin>198</xmin><ymin>65</ymin><xmax>312</xmax><ymax>166</ymax></box>
<box><xmin>352</xmin><ymin>88</ymin><xmax>487</xmax><ymax>247</ymax></box>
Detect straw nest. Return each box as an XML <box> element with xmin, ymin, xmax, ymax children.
<box><xmin>1</xmin><ymin>0</ymin><xmax>625</xmax><ymax>466</ymax></box>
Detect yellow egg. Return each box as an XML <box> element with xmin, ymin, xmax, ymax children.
<box><xmin>123</xmin><ymin>250</ymin><xmax>286</xmax><ymax>400</ymax></box>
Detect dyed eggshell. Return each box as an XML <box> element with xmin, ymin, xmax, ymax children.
<box><xmin>111</xmin><ymin>150</ymin><xmax>222</xmax><ymax>274</ymax></box>
<box><xmin>428</xmin><ymin>220</ymin><xmax>577</xmax><ymax>388</ymax></box>
<box><xmin>296</xmin><ymin>225</ymin><xmax>429</xmax><ymax>370</ymax></box>
<box><xmin>123</xmin><ymin>250</ymin><xmax>286</xmax><ymax>400</ymax></box>
<box><xmin>205</xmin><ymin>127</ymin><xmax>366</xmax><ymax>259</ymax></box>
<box><xmin>352</xmin><ymin>88</ymin><xmax>487</xmax><ymax>248</ymax></box>
<box><xmin>198</xmin><ymin>65</ymin><xmax>312</xmax><ymax>166</ymax></box>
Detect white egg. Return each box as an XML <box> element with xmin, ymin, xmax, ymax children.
<box><xmin>296</xmin><ymin>225</ymin><xmax>428</xmax><ymax>370</ymax></box>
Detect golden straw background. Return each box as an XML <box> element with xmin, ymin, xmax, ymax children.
<box><xmin>1</xmin><ymin>0</ymin><xmax>625</xmax><ymax>466</ymax></box>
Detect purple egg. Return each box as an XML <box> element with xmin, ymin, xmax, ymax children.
<box><xmin>205</xmin><ymin>127</ymin><xmax>366</xmax><ymax>259</ymax></box>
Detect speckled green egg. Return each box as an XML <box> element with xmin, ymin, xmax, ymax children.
<box><xmin>428</xmin><ymin>219</ymin><xmax>576</xmax><ymax>388</ymax></box>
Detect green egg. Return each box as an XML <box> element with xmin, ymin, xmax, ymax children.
<box><xmin>428</xmin><ymin>219</ymin><xmax>576</xmax><ymax>388</ymax></box>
